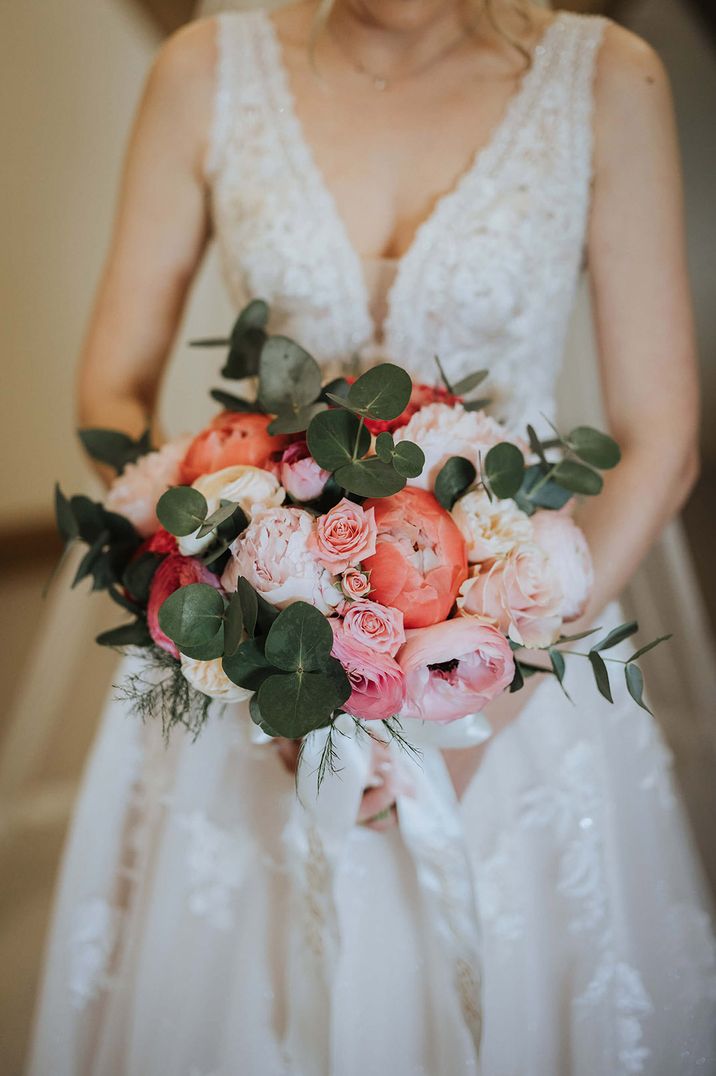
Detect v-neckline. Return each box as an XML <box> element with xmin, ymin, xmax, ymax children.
<box><xmin>257</xmin><ymin>8</ymin><xmax>566</xmax><ymax>346</ymax></box>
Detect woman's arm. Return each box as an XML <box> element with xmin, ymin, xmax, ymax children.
<box><xmin>77</xmin><ymin>19</ymin><xmax>218</xmax><ymax>476</ymax></box>
<box><xmin>444</xmin><ymin>24</ymin><xmax>700</xmax><ymax>799</ymax></box>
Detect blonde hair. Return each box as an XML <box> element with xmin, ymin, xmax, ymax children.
<box><xmin>310</xmin><ymin>0</ymin><xmax>534</xmax><ymax>70</ymax></box>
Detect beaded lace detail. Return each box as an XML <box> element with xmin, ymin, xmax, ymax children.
<box><xmin>206</xmin><ymin>9</ymin><xmax>607</xmax><ymax>434</ymax></box>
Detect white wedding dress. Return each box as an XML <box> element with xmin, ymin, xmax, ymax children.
<box><xmin>27</xmin><ymin>10</ymin><xmax>716</xmax><ymax>1076</ymax></box>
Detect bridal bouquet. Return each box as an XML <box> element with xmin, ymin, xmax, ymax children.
<box><xmin>55</xmin><ymin>300</ymin><xmax>667</xmax><ymax>766</ymax></box>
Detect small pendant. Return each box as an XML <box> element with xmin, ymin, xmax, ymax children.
<box><xmin>373</xmin><ymin>76</ymin><xmax>389</xmax><ymax>92</ymax></box>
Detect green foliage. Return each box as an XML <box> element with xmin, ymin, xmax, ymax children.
<box><xmin>122</xmin><ymin>552</ymin><xmax>163</xmax><ymax>604</ymax></box>
<box><xmin>223</xmin><ymin>592</ymin><xmax>245</xmax><ymax>658</ymax></box>
<box><xmin>258</xmin><ymin>336</ymin><xmax>323</xmax><ymax>413</ymax></box>
<box><xmin>452</xmin><ymin>370</ymin><xmax>489</xmax><ymax>395</ymax></box>
<box><xmin>625</xmin><ymin>664</ymin><xmax>652</xmax><ymax>714</ymax></box>
<box><xmin>588</xmin><ymin>650</ymin><xmax>613</xmax><ymax>703</ymax></box>
<box><xmin>434</xmin><ymin>456</ymin><xmax>477</xmax><ymax>509</ymax></box>
<box><xmin>158</xmin><ymin>583</ymin><xmax>226</xmax><ymax>653</ymax></box>
<box><xmin>567</xmin><ymin>426</ymin><xmax>621</xmax><ymax>470</ymax></box>
<box><xmin>333</xmin><ymin>457</ymin><xmax>407</xmax><ymax>498</ymax></box>
<box><xmin>156</xmin><ymin>487</ymin><xmax>209</xmax><ymax>537</ymax></box>
<box><xmin>96</xmin><ymin>619</ymin><xmax>153</xmax><ymax>649</ymax></box>
<box><xmin>307</xmin><ymin>408</ymin><xmax>371</xmax><ymax>471</ymax></box>
<box><xmin>54</xmin><ymin>484</ymin><xmax>79</xmax><ymax>544</ymax></box>
<box><xmin>268</xmin><ymin>402</ymin><xmax>327</xmax><ymax>435</ymax></box>
<box><xmin>223</xmin><ymin>299</ymin><xmax>270</xmax><ymax>380</ymax></box>
<box><xmin>591</xmin><ymin>621</ymin><xmax>638</xmax><ymax>652</ymax></box>
<box><xmin>209</xmin><ymin>389</ymin><xmax>257</xmax><ymax>412</ymax></box>
<box><xmin>78</xmin><ymin>428</ymin><xmax>152</xmax><ymax>474</ymax></box>
<box><xmin>335</xmin><ymin>363</ymin><xmax>412</xmax><ymax>421</ymax></box>
<box><xmin>484</xmin><ymin>442</ymin><xmax>525</xmax><ymax>499</ymax></box>
<box><xmin>552</xmin><ymin>459</ymin><xmax>603</xmax><ymax>496</ymax></box>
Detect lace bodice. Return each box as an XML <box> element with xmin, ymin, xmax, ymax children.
<box><xmin>205</xmin><ymin>9</ymin><xmax>607</xmax><ymax>433</ymax></box>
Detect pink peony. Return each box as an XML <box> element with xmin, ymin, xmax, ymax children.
<box><xmin>393</xmin><ymin>402</ymin><xmax>508</xmax><ymax>491</ymax></box>
<box><xmin>180</xmin><ymin>411</ymin><xmax>289</xmax><ymax>485</ymax></box>
<box><xmin>147</xmin><ymin>554</ymin><xmax>223</xmax><ymax>659</ymax></box>
<box><xmin>398</xmin><ymin>618</ymin><xmax>515</xmax><ymax>724</ymax></box>
<box><xmin>362</xmin><ymin>488</ymin><xmax>467</xmax><ymax>629</ymax></box>
<box><xmin>457</xmin><ymin>545</ymin><xmax>564</xmax><ymax>649</ymax></box>
<box><xmin>330</xmin><ymin>621</ymin><xmax>406</xmax><ymax>721</ymax></box>
<box><xmin>310</xmin><ymin>498</ymin><xmax>377</xmax><ymax>574</ymax></box>
<box><xmin>104</xmin><ymin>438</ymin><xmax>188</xmax><ymax>538</ymax></box>
<box><xmin>221</xmin><ymin>507</ymin><xmax>341</xmax><ymax>614</ymax></box>
<box><xmin>274</xmin><ymin>439</ymin><xmax>330</xmax><ymax>502</ymax></box>
<box><xmin>530</xmin><ymin>509</ymin><xmax>594</xmax><ymax>622</ymax></box>
<box><xmin>341</xmin><ymin>600</ymin><xmax>405</xmax><ymax>657</ymax></box>
<box><xmin>341</xmin><ymin>567</ymin><xmax>372</xmax><ymax>600</ymax></box>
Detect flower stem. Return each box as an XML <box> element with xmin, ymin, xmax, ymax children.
<box><xmin>352</xmin><ymin>415</ymin><xmax>366</xmax><ymax>461</ymax></box>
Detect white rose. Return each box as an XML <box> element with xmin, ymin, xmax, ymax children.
<box><xmin>180</xmin><ymin>654</ymin><xmax>252</xmax><ymax>703</ymax></box>
<box><xmin>451</xmin><ymin>489</ymin><xmax>533</xmax><ymax>564</ymax></box>
<box><xmin>393</xmin><ymin>402</ymin><xmax>509</xmax><ymax>491</ymax></box>
<box><xmin>178</xmin><ymin>465</ymin><xmax>285</xmax><ymax>556</ymax></box>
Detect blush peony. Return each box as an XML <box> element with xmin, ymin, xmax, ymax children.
<box><xmin>104</xmin><ymin>437</ymin><xmax>189</xmax><ymax>538</ymax></box>
<box><xmin>179</xmin><ymin>411</ymin><xmax>289</xmax><ymax>485</ymax></box>
<box><xmin>273</xmin><ymin>439</ymin><xmax>330</xmax><ymax>502</ymax></box>
<box><xmin>341</xmin><ymin>600</ymin><xmax>405</xmax><ymax>657</ymax></box>
<box><xmin>147</xmin><ymin>555</ymin><xmax>223</xmax><ymax>659</ymax></box>
<box><xmin>393</xmin><ymin>402</ymin><xmax>508</xmax><ymax>491</ymax></box>
<box><xmin>457</xmin><ymin>545</ymin><xmax>564</xmax><ymax>648</ymax></box>
<box><xmin>451</xmin><ymin>488</ymin><xmax>533</xmax><ymax>564</ymax></box>
<box><xmin>330</xmin><ymin>621</ymin><xmax>406</xmax><ymax>721</ymax></box>
<box><xmin>221</xmin><ymin>507</ymin><xmax>341</xmax><ymax>614</ymax></box>
<box><xmin>310</xmin><ymin>498</ymin><xmax>377</xmax><ymax>574</ymax></box>
<box><xmin>177</xmin><ymin>465</ymin><xmax>285</xmax><ymax>557</ymax></box>
<box><xmin>361</xmin><ymin>488</ymin><xmax>467</xmax><ymax>629</ymax></box>
<box><xmin>398</xmin><ymin>618</ymin><xmax>515</xmax><ymax>724</ymax></box>
<box><xmin>530</xmin><ymin>509</ymin><xmax>594</xmax><ymax>622</ymax></box>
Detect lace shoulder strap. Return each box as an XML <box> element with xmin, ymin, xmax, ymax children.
<box><xmin>203</xmin><ymin>10</ymin><xmax>264</xmax><ymax>181</ymax></box>
<box><xmin>555</xmin><ymin>13</ymin><xmax>609</xmax><ymax>180</ymax></box>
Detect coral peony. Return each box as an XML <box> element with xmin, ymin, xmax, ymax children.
<box><xmin>273</xmin><ymin>439</ymin><xmax>330</xmax><ymax>501</ymax></box>
<box><xmin>530</xmin><ymin>509</ymin><xmax>593</xmax><ymax>622</ymax></box>
<box><xmin>147</xmin><ymin>555</ymin><xmax>222</xmax><ymax>659</ymax></box>
<box><xmin>398</xmin><ymin>618</ymin><xmax>515</xmax><ymax>724</ymax></box>
<box><xmin>361</xmin><ymin>488</ymin><xmax>467</xmax><ymax>628</ymax></box>
<box><xmin>221</xmin><ymin>507</ymin><xmax>342</xmax><ymax>614</ymax></box>
<box><xmin>330</xmin><ymin>621</ymin><xmax>406</xmax><ymax>721</ymax></box>
<box><xmin>457</xmin><ymin>545</ymin><xmax>564</xmax><ymax>648</ymax></box>
<box><xmin>104</xmin><ymin>437</ymin><xmax>189</xmax><ymax>538</ymax></box>
<box><xmin>179</xmin><ymin>411</ymin><xmax>289</xmax><ymax>485</ymax></box>
<box><xmin>393</xmin><ymin>402</ymin><xmax>508</xmax><ymax>491</ymax></box>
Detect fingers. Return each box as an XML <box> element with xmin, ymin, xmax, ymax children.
<box><xmin>274</xmin><ymin>737</ymin><xmax>302</xmax><ymax>774</ymax></box>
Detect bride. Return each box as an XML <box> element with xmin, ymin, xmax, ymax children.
<box><xmin>27</xmin><ymin>1</ymin><xmax>716</xmax><ymax>1073</ymax></box>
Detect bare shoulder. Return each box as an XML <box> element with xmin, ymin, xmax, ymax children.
<box><xmin>594</xmin><ymin>21</ymin><xmax>674</xmax><ymax>130</ymax></box>
<box><xmin>148</xmin><ymin>16</ymin><xmax>219</xmax><ymax>97</ymax></box>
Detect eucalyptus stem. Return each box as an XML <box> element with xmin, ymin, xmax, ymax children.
<box><xmin>557</xmin><ymin>647</ymin><xmax>630</xmax><ymax>665</ymax></box>
<box><xmin>352</xmin><ymin>415</ymin><xmax>366</xmax><ymax>460</ymax></box>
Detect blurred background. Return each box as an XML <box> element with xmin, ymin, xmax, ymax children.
<box><xmin>1</xmin><ymin>1</ymin><xmax>714</xmax><ymax>1071</ymax></box>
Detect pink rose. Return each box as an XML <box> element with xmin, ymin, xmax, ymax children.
<box><xmin>531</xmin><ymin>509</ymin><xmax>594</xmax><ymax>622</ymax></box>
<box><xmin>341</xmin><ymin>600</ymin><xmax>405</xmax><ymax>657</ymax></box>
<box><xmin>274</xmin><ymin>439</ymin><xmax>330</xmax><ymax>502</ymax></box>
<box><xmin>457</xmin><ymin>545</ymin><xmax>564</xmax><ymax>649</ymax></box>
<box><xmin>311</xmin><ymin>498</ymin><xmax>377</xmax><ymax>573</ymax></box>
<box><xmin>398</xmin><ymin>618</ymin><xmax>515</xmax><ymax>724</ymax></box>
<box><xmin>221</xmin><ymin>507</ymin><xmax>341</xmax><ymax>614</ymax></box>
<box><xmin>331</xmin><ymin>621</ymin><xmax>406</xmax><ymax>721</ymax></box>
<box><xmin>104</xmin><ymin>437</ymin><xmax>188</xmax><ymax>538</ymax></box>
<box><xmin>147</xmin><ymin>555</ymin><xmax>223</xmax><ymax>659</ymax></box>
<box><xmin>341</xmin><ymin>567</ymin><xmax>372</xmax><ymax>600</ymax></box>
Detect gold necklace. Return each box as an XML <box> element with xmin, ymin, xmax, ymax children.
<box><xmin>327</xmin><ymin>21</ymin><xmax>470</xmax><ymax>92</ymax></box>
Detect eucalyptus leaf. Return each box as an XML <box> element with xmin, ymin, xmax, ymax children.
<box><xmin>264</xmin><ymin>601</ymin><xmax>335</xmax><ymax>673</ymax></box>
<box><xmin>518</xmin><ymin>465</ymin><xmax>573</xmax><ymax>512</ymax></box>
<box><xmin>433</xmin><ymin>354</ymin><xmax>453</xmax><ymax>393</ymax></box>
<box><xmin>70</xmin><ymin>495</ymin><xmax>112</xmax><ymax>544</ymax></box>
<box><xmin>158</xmin><ymin>582</ymin><xmax>225</xmax><ymax>649</ymax></box>
<box><xmin>267</xmin><ymin>401</ymin><xmax>327</xmax><ymax>435</ymax></box>
<box><xmin>462</xmin><ymin>398</ymin><xmax>492</xmax><ymax>412</ymax></box>
<box><xmin>223</xmin><ymin>592</ymin><xmax>245</xmax><ymax>658</ymax></box>
<box><xmin>591</xmin><ymin>621</ymin><xmax>638</xmax><ymax>652</ymax></box>
<box><xmin>209</xmin><ymin>389</ymin><xmax>258</xmax><ymax>412</ymax></box>
<box><xmin>392</xmin><ymin>440</ymin><xmax>425</xmax><ymax>479</ymax></box>
<box><xmin>258</xmin><ymin>336</ymin><xmax>322</xmax><ymax>412</ymax></box>
<box><xmin>307</xmin><ymin>409</ymin><xmax>370</xmax><ymax>470</ymax></box>
<box><xmin>553</xmin><ymin>460</ymin><xmax>603</xmax><ymax>496</ymax></box>
<box><xmin>223</xmin><ymin>637</ymin><xmax>273</xmax><ymax>691</ymax></box>
<box><xmin>434</xmin><ymin>456</ymin><xmax>477</xmax><ymax>510</ymax></box>
<box><xmin>78</xmin><ymin>428</ymin><xmax>152</xmax><ymax>473</ymax></box>
<box><xmin>557</xmin><ymin>627</ymin><xmax>602</xmax><ymax>643</ymax></box>
<box><xmin>452</xmin><ymin>369</ymin><xmax>489</xmax><ymax>395</ymax></box>
<box><xmin>509</xmin><ymin>662</ymin><xmax>524</xmax><ymax>693</ymax></box>
<box><xmin>196</xmin><ymin>500</ymin><xmax>241</xmax><ymax>540</ymax></box>
<box><xmin>548</xmin><ymin>648</ymin><xmax>572</xmax><ymax>701</ymax></box>
<box><xmin>257</xmin><ymin>660</ymin><xmax>350</xmax><ymax>739</ymax></box>
<box><xmin>484</xmin><ymin>442</ymin><xmax>525</xmax><ymax>499</ymax></box>
<box><xmin>96</xmin><ymin>620</ymin><xmax>153</xmax><ymax>648</ymax></box>
<box><xmin>375</xmin><ymin>431</ymin><xmax>395</xmax><ymax>463</ymax></box>
<box><xmin>588</xmin><ymin>650</ymin><xmax>613</xmax><ymax>703</ymax></box>
<box><xmin>221</xmin><ymin>300</ymin><xmax>270</xmax><ymax>379</ymax></box>
<box><xmin>108</xmin><ymin>585</ymin><xmax>143</xmax><ymax>616</ymax></box>
<box><xmin>72</xmin><ymin>529</ymin><xmax>109</xmax><ymax>588</ymax></box>
<box><xmin>122</xmin><ymin>551</ymin><xmax>163</xmax><ymax>603</ymax></box>
<box><xmin>156</xmin><ymin>487</ymin><xmax>209</xmax><ymax>537</ymax></box>
<box><xmin>527</xmin><ymin>425</ymin><xmax>549</xmax><ymax>468</ymax></box>
<box><xmin>346</xmin><ymin>363</ymin><xmax>412</xmax><ymax>421</ymax></box>
<box><xmin>627</xmin><ymin>634</ymin><xmax>672</xmax><ymax>663</ymax></box>
<box><xmin>320</xmin><ymin>377</ymin><xmax>350</xmax><ymax>404</ymax></box>
<box><xmin>334</xmin><ymin>457</ymin><xmax>407</xmax><ymax>498</ymax></box>
<box><xmin>237</xmin><ymin>576</ymin><xmax>259</xmax><ymax>638</ymax></box>
<box><xmin>54</xmin><ymin>483</ymin><xmax>78</xmax><ymax>544</ymax></box>
<box><xmin>625</xmin><ymin>663</ymin><xmax>653</xmax><ymax>714</ymax></box>
<box><xmin>179</xmin><ymin>630</ymin><xmax>226</xmax><ymax>662</ymax></box>
<box><xmin>568</xmin><ymin>426</ymin><xmax>621</xmax><ymax>470</ymax></box>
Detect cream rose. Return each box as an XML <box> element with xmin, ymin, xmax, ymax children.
<box><xmin>221</xmin><ymin>506</ymin><xmax>342</xmax><ymax>614</ymax></box>
<box><xmin>451</xmin><ymin>488</ymin><xmax>533</xmax><ymax>564</ymax></box>
<box><xmin>180</xmin><ymin>655</ymin><xmax>252</xmax><ymax>703</ymax></box>
<box><xmin>393</xmin><ymin>402</ymin><xmax>508</xmax><ymax>491</ymax></box>
<box><xmin>177</xmin><ymin>465</ymin><xmax>285</xmax><ymax>557</ymax></box>
<box><xmin>104</xmin><ymin>437</ymin><xmax>189</xmax><ymax>538</ymax></box>
<box><xmin>458</xmin><ymin>544</ymin><xmax>564</xmax><ymax>648</ymax></box>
